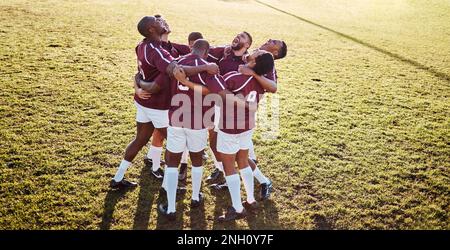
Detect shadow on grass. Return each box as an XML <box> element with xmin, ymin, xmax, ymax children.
<box><xmin>132</xmin><ymin>166</ymin><xmax>158</xmax><ymax>230</ymax></box>
<box><xmin>210</xmin><ymin>185</ymin><xmax>281</xmax><ymax>229</ymax></box>
<box><xmin>189</xmin><ymin>180</ymin><xmax>207</xmax><ymax>230</ymax></box>
<box><xmin>189</xmin><ymin>202</ymin><xmax>208</xmax><ymax>230</ymax></box>
<box><xmin>255</xmin><ymin>0</ymin><xmax>450</xmax><ymax>83</ymax></box>
<box><xmin>99</xmin><ymin>165</ymin><xmax>162</xmax><ymax>230</ymax></box>
<box><xmin>99</xmin><ymin>187</ymin><xmax>133</xmax><ymax>230</ymax></box>
<box><xmin>211</xmin><ymin>188</ymin><xmax>237</xmax><ymax>230</ymax></box>
<box><xmin>246</xmin><ymin>199</ymin><xmax>282</xmax><ymax>229</ymax></box>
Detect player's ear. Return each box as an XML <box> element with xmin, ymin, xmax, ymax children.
<box><xmin>273</xmin><ymin>50</ymin><xmax>279</xmax><ymax>58</ymax></box>
<box><xmin>148</xmin><ymin>24</ymin><xmax>156</xmax><ymax>34</ymax></box>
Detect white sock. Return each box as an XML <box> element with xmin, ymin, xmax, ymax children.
<box><xmin>225</xmin><ymin>174</ymin><xmax>244</xmax><ymax>213</ymax></box>
<box><xmin>253</xmin><ymin>166</ymin><xmax>269</xmax><ymax>184</ymax></box>
<box><xmin>147</xmin><ymin>146</ymin><xmax>163</xmax><ymax>172</ymax></box>
<box><xmin>240</xmin><ymin>166</ymin><xmax>256</xmax><ymax>203</ymax></box>
<box><xmin>181</xmin><ymin>149</ymin><xmax>189</xmax><ymax>164</ymax></box>
<box><xmin>191</xmin><ymin>166</ymin><xmax>203</xmax><ymax>201</ymax></box>
<box><xmin>165</xmin><ymin>167</ymin><xmax>179</xmax><ymax>213</ymax></box>
<box><xmin>113</xmin><ymin>160</ymin><xmax>131</xmax><ymax>182</ymax></box>
<box><xmin>248</xmin><ymin>141</ymin><xmax>257</xmax><ymax>161</ymax></box>
<box><xmin>161</xmin><ymin>165</ymin><xmax>168</xmax><ymax>190</ymax></box>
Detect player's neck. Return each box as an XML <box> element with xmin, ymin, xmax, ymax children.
<box><xmin>160</xmin><ymin>33</ymin><xmax>169</xmax><ymax>42</ymax></box>
<box><xmin>146</xmin><ymin>34</ymin><xmax>162</xmax><ymax>43</ymax></box>
<box><xmin>191</xmin><ymin>52</ymin><xmax>203</xmax><ymax>58</ymax></box>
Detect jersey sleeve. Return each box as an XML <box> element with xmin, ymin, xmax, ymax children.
<box><xmin>208</xmin><ymin>46</ymin><xmax>225</xmax><ymax>62</ymax></box>
<box><xmin>201</xmin><ymin>73</ymin><xmax>226</xmax><ymax>94</ymax></box>
<box><xmin>171</xmin><ymin>42</ymin><xmax>191</xmax><ymax>56</ymax></box>
<box><xmin>149</xmin><ymin>44</ymin><xmax>175</xmax><ymax>74</ymax></box>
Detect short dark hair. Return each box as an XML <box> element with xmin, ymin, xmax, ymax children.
<box><xmin>188</xmin><ymin>32</ymin><xmax>203</xmax><ymax>42</ymax></box>
<box><xmin>154</xmin><ymin>14</ymin><xmax>162</xmax><ymax>18</ymax></box>
<box><xmin>243</xmin><ymin>31</ymin><xmax>252</xmax><ymax>47</ymax></box>
<box><xmin>253</xmin><ymin>53</ymin><xmax>274</xmax><ymax>75</ymax></box>
<box><xmin>192</xmin><ymin>39</ymin><xmax>210</xmax><ymax>53</ymax></box>
<box><xmin>137</xmin><ymin>16</ymin><xmax>153</xmax><ymax>38</ymax></box>
<box><xmin>277</xmin><ymin>41</ymin><xmax>287</xmax><ymax>59</ymax></box>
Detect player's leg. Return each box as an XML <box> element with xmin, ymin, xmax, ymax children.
<box><xmin>216</xmin><ymin>131</ymin><xmax>246</xmax><ymax>222</ymax></box>
<box><xmin>207</xmin><ymin>129</ymin><xmax>226</xmax><ymax>186</ymax></box>
<box><xmin>157</xmin><ymin>126</ymin><xmax>184</xmax><ymax>220</ymax></box>
<box><xmin>178</xmin><ymin>149</ymin><xmax>189</xmax><ymax>181</ymax></box>
<box><xmin>206</xmin><ymin>106</ymin><xmax>225</xmax><ymax>183</ymax></box>
<box><xmin>186</xmin><ymin>128</ymin><xmax>208</xmax><ymax>207</ymax></box>
<box><xmin>248</xmin><ymin>139</ymin><xmax>257</xmax><ymax>163</ymax></box>
<box><xmin>146</xmin><ymin>109</ymin><xmax>169</xmax><ymax>179</ymax></box>
<box><xmin>111</xmin><ymin>102</ymin><xmax>155</xmax><ymax>189</ymax></box>
<box><xmin>238</xmin><ymin>130</ymin><xmax>258</xmax><ymax>209</ymax></box>
<box><xmin>248</xmin><ymin>139</ymin><xmax>273</xmax><ymax>201</ymax></box>
<box><xmin>145</xmin><ymin>129</ymin><xmax>165</xmax><ymax>177</ymax></box>
<box><xmin>111</xmin><ymin>121</ymin><xmax>154</xmax><ymax>189</ymax></box>
<box><xmin>237</xmin><ymin>149</ymin><xmax>258</xmax><ymax>211</ymax></box>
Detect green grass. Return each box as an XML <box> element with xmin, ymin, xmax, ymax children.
<box><xmin>1</xmin><ymin>0</ymin><xmax>449</xmax><ymax>229</ymax></box>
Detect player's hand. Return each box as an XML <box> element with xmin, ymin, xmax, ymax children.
<box><xmin>136</xmin><ymin>88</ymin><xmax>151</xmax><ymax>99</ymax></box>
<box><xmin>173</xmin><ymin>65</ymin><xmax>187</xmax><ymax>82</ymax></box>
<box><xmin>206</xmin><ymin>63</ymin><xmax>219</xmax><ymax>75</ymax></box>
<box><xmin>238</xmin><ymin>65</ymin><xmax>255</xmax><ymax>76</ymax></box>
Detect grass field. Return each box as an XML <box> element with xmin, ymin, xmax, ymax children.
<box><xmin>0</xmin><ymin>0</ymin><xmax>449</xmax><ymax>229</ymax></box>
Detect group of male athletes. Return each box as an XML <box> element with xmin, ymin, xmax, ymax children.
<box><xmin>110</xmin><ymin>15</ymin><xmax>287</xmax><ymax>222</ymax></box>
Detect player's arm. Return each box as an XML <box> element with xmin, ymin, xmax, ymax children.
<box><xmin>135</xmin><ymin>73</ymin><xmax>161</xmax><ymax>94</ymax></box>
<box><xmin>134</xmin><ymin>73</ymin><xmax>153</xmax><ymax>98</ymax></box>
<box><xmin>173</xmin><ymin>66</ymin><xmax>210</xmax><ymax>95</ymax></box>
<box><xmin>252</xmin><ymin>74</ymin><xmax>277</xmax><ymax>93</ymax></box>
<box><xmin>181</xmin><ymin>63</ymin><xmax>219</xmax><ymax>76</ymax></box>
<box><xmin>238</xmin><ymin>65</ymin><xmax>277</xmax><ymax>93</ymax></box>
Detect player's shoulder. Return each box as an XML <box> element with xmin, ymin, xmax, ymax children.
<box><xmin>210</xmin><ymin>45</ymin><xmax>227</xmax><ymax>50</ymax></box>
<box><xmin>177</xmin><ymin>54</ymin><xmax>192</xmax><ymax>64</ymax></box>
<box><xmin>178</xmin><ymin>55</ymin><xmax>206</xmax><ymax>67</ymax></box>
<box><xmin>208</xmin><ymin>46</ymin><xmax>226</xmax><ymax>54</ymax></box>
<box><xmin>195</xmin><ymin>57</ymin><xmax>209</xmax><ymax>66</ymax></box>
<box><xmin>223</xmin><ymin>71</ymin><xmax>251</xmax><ymax>82</ymax></box>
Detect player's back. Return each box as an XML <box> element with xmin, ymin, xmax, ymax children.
<box><xmin>169</xmin><ymin>54</ymin><xmax>225</xmax><ymax>129</ymax></box>
<box><xmin>219</xmin><ymin>71</ymin><xmax>265</xmax><ymax>134</ymax></box>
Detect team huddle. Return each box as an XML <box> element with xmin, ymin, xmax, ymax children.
<box><xmin>110</xmin><ymin>15</ymin><xmax>287</xmax><ymax>222</ymax></box>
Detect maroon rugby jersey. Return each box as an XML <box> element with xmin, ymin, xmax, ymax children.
<box><xmin>207</xmin><ymin>46</ymin><xmax>246</xmax><ymax>75</ymax></box>
<box><xmin>169</xmin><ymin>54</ymin><xmax>226</xmax><ymax>130</ymax></box>
<box><xmin>161</xmin><ymin>41</ymin><xmax>191</xmax><ymax>58</ymax></box>
<box><xmin>135</xmin><ymin>39</ymin><xmax>175</xmax><ymax>110</ymax></box>
<box><xmin>219</xmin><ymin>71</ymin><xmax>266</xmax><ymax>134</ymax></box>
<box><xmin>207</xmin><ymin>46</ymin><xmax>225</xmax><ymax>64</ymax></box>
<box><xmin>171</xmin><ymin>42</ymin><xmax>191</xmax><ymax>57</ymax></box>
<box><xmin>208</xmin><ymin>46</ymin><xmax>279</xmax><ymax>80</ymax></box>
